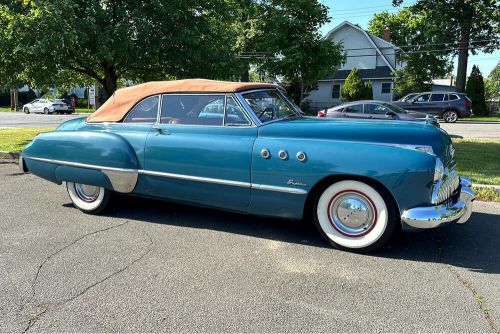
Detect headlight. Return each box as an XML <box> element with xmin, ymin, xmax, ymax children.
<box><xmin>434</xmin><ymin>158</ymin><xmax>444</xmax><ymax>182</ymax></box>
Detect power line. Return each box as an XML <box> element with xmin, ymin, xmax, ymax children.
<box><xmin>329</xmin><ymin>2</ymin><xmax>416</xmax><ymax>13</ymax></box>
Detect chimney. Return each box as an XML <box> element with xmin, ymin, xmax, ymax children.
<box><xmin>383</xmin><ymin>26</ymin><xmax>391</xmax><ymax>42</ymax></box>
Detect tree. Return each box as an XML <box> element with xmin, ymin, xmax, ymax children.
<box><xmin>392</xmin><ymin>0</ymin><xmax>500</xmax><ymax>93</ymax></box>
<box><xmin>485</xmin><ymin>62</ymin><xmax>500</xmax><ymax>101</ymax></box>
<box><xmin>466</xmin><ymin>65</ymin><xmax>488</xmax><ymax>115</ymax></box>
<box><xmin>341</xmin><ymin>68</ymin><xmax>366</xmax><ymax>102</ymax></box>
<box><xmin>368</xmin><ymin>7</ymin><xmax>452</xmax><ymax>97</ymax></box>
<box><xmin>241</xmin><ymin>0</ymin><xmax>344</xmax><ymax>103</ymax></box>
<box><xmin>0</xmin><ymin>0</ymin><xmax>241</xmax><ymax>96</ymax></box>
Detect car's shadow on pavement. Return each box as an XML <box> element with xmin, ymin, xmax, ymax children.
<box><xmin>89</xmin><ymin>195</ymin><xmax>500</xmax><ymax>274</ymax></box>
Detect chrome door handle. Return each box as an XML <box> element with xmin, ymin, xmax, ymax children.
<box><xmin>152</xmin><ymin>125</ymin><xmax>170</xmax><ymax>135</ymax></box>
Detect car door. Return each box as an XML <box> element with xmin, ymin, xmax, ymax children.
<box><xmin>427</xmin><ymin>93</ymin><xmax>447</xmax><ymax>116</ymax></box>
<box><xmin>32</xmin><ymin>99</ymin><xmax>42</xmax><ymax>112</ymax></box>
<box><xmin>365</xmin><ymin>103</ymin><xmax>396</xmax><ymax>120</ymax></box>
<box><xmin>343</xmin><ymin>104</ymin><xmax>367</xmax><ymax>119</ymax></box>
<box><xmin>144</xmin><ymin>93</ymin><xmax>256</xmax><ymax>212</ymax></box>
<box><xmin>409</xmin><ymin>93</ymin><xmax>433</xmax><ymax>113</ymax></box>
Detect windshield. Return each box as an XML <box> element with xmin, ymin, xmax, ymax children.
<box><xmin>242</xmin><ymin>90</ymin><xmax>301</xmax><ymax>123</ymax></box>
<box><xmin>385</xmin><ymin>103</ymin><xmax>408</xmax><ymax>114</ymax></box>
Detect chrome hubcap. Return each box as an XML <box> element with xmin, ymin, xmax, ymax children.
<box><xmin>328</xmin><ymin>192</ymin><xmax>376</xmax><ymax>237</ymax></box>
<box><xmin>74</xmin><ymin>183</ymin><xmax>99</xmax><ymax>202</ymax></box>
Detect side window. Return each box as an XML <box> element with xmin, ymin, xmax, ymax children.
<box><xmin>123</xmin><ymin>95</ymin><xmax>159</xmax><ymax>123</ymax></box>
<box><xmin>430</xmin><ymin>93</ymin><xmax>445</xmax><ymax>101</ymax></box>
<box><xmin>225</xmin><ymin>96</ymin><xmax>250</xmax><ymax>126</ymax></box>
<box><xmin>381</xmin><ymin>82</ymin><xmax>392</xmax><ymax>94</ymax></box>
<box><xmin>344</xmin><ymin>104</ymin><xmax>363</xmax><ymax>113</ymax></box>
<box><xmin>449</xmin><ymin>94</ymin><xmax>460</xmax><ymax>101</ymax></box>
<box><xmin>366</xmin><ymin>104</ymin><xmax>390</xmax><ymax>114</ymax></box>
<box><xmin>414</xmin><ymin>94</ymin><xmax>430</xmax><ymax>103</ymax></box>
<box><xmin>161</xmin><ymin>94</ymin><xmax>224</xmax><ymax>126</ymax></box>
<box><xmin>331</xmin><ymin>84</ymin><xmax>341</xmax><ymax>99</ymax></box>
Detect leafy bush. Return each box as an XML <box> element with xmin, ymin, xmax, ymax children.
<box><xmin>341</xmin><ymin>68</ymin><xmax>366</xmax><ymax>102</ymax></box>
<box><xmin>466</xmin><ymin>65</ymin><xmax>488</xmax><ymax>116</ymax></box>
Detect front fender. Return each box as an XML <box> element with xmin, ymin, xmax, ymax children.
<box><xmin>250</xmin><ymin>138</ymin><xmax>436</xmax><ymax>218</ymax></box>
<box><xmin>21</xmin><ymin>131</ymin><xmax>139</xmax><ymax>193</ymax></box>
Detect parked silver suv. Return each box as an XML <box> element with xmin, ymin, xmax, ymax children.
<box><xmin>394</xmin><ymin>92</ymin><xmax>472</xmax><ymax>123</ymax></box>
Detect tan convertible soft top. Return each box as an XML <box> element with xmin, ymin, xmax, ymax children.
<box><xmin>87</xmin><ymin>79</ymin><xmax>280</xmax><ymax>123</ymax></box>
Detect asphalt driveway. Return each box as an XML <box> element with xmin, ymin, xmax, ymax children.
<box><xmin>440</xmin><ymin>121</ymin><xmax>500</xmax><ymax>139</ymax></box>
<box><xmin>0</xmin><ymin>163</ymin><xmax>499</xmax><ymax>332</ymax></box>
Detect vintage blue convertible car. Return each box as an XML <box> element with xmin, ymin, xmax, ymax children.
<box><xmin>19</xmin><ymin>79</ymin><xmax>475</xmax><ymax>252</ymax></box>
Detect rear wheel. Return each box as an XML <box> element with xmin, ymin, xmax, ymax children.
<box><xmin>313</xmin><ymin>180</ymin><xmax>397</xmax><ymax>252</ymax></box>
<box><xmin>443</xmin><ymin>110</ymin><xmax>458</xmax><ymax>123</ymax></box>
<box><xmin>66</xmin><ymin>182</ymin><xmax>111</xmax><ymax>214</ymax></box>
<box><xmin>43</xmin><ymin>107</ymin><xmax>49</xmax><ymax>114</ymax></box>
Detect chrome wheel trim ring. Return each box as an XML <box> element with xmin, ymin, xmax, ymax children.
<box><xmin>327</xmin><ymin>190</ymin><xmax>377</xmax><ymax>238</ymax></box>
<box><xmin>74</xmin><ymin>183</ymin><xmax>100</xmax><ymax>202</ymax></box>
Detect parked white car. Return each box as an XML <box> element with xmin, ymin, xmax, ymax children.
<box><xmin>23</xmin><ymin>98</ymin><xmax>72</xmax><ymax>114</ymax></box>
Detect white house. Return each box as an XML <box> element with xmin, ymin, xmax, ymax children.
<box><xmin>306</xmin><ymin>21</ymin><xmax>405</xmax><ymax>110</ymax></box>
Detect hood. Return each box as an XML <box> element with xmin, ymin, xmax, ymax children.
<box><xmin>258</xmin><ymin>117</ymin><xmax>453</xmax><ymax>164</ymax></box>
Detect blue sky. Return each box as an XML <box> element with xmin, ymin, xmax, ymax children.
<box><xmin>319</xmin><ymin>0</ymin><xmax>499</xmax><ymax>77</ymax></box>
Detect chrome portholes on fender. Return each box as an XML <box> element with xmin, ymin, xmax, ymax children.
<box><xmin>296</xmin><ymin>151</ymin><xmax>307</xmax><ymax>162</ymax></box>
<box><xmin>278</xmin><ymin>150</ymin><xmax>288</xmax><ymax>160</ymax></box>
<box><xmin>66</xmin><ymin>182</ymin><xmax>111</xmax><ymax>214</ymax></box>
<box><xmin>260</xmin><ymin>149</ymin><xmax>271</xmax><ymax>159</ymax></box>
<box><xmin>314</xmin><ymin>180</ymin><xmax>397</xmax><ymax>252</ymax></box>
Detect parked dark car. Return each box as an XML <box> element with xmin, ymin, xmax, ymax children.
<box><xmin>318</xmin><ymin>100</ymin><xmax>439</xmax><ymax>126</ymax></box>
<box><xmin>398</xmin><ymin>93</ymin><xmax>419</xmax><ymax>102</ymax></box>
<box><xmin>394</xmin><ymin>92</ymin><xmax>472</xmax><ymax>123</ymax></box>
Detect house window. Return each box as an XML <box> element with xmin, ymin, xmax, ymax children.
<box><xmin>331</xmin><ymin>83</ymin><xmax>341</xmax><ymax>99</ymax></box>
<box><xmin>381</xmin><ymin>82</ymin><xmax>392</xmax><ymax>94</ymax></box>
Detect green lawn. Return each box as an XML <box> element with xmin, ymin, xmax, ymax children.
<box><xmin>75</xmin><ymin>108</ymin><xmax>94</xmax><ymax>114</ymax></box>
<box><xmin>0</xmin><ymin>128</ymin><xmax>53</xmax><ymax>152</ymax></box>
<box><xmin>0</xmin><ymin>107</ymin><xmax>13</xmax><ymax>112</ymax></box>
<box><xmin>467</xmin><ymin>114</ymin><xmax>500</xmax><ymax>122</ymax></box>
<box><xmin>453</xmin><ymin>139</ymin><xmax>500</xmax><ymax>186</ymax></box>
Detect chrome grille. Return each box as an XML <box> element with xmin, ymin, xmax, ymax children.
<box><xmin>432</xmin><ymin>168</ymin><xmax>460</xmax><ymax>204</ymax></box>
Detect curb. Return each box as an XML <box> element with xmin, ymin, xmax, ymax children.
<box><xmin>0</xmin><ymin>151</ymin><xmax>19</xmax><ymax>160</ymax></box>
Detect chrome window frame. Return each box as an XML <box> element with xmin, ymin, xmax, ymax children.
<box><xmin>121</xmin><ymin>94</ymin><xmax>161</xmax><ymax>125</ymax></box>
<box><xmin>155</xmin><ymin>92</ymin><xmax>256</xmax><ymax>128</ymax></box>
<box><xmin>235</xmin><ymin>88</ymin><xmax>303</xmax><ymax>126</ymax></box>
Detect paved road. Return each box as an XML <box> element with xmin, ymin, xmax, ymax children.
<box><xmin>0</xmin><ymin>163</ymin><xmax>499</xmax><ymax>332</ymax></box>
<box><xmin>440</xmin><ymin>121</ymin><xmax>500</xmax><ymax>139</ymax></box>
<box><xmin>0</xmin><ymin>112</ymin><xmax>86</xmax><ymax>129</ymax></box>
<box><xmin>1</xmin><ymin>112</ymin><xmax>499</xmax><ymax>139</ymax></box>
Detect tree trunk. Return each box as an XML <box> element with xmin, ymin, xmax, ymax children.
<box><xmin>455</xmin><ymin>25</ymin><xmax>470</xmax><ymax>93</ymax></box>
<box><xmin>102</xmin><ymin>62</ymin><xmax>118</xmax><ymax>96</ymax></box>
<box><xmin>240</xmin><ymin>63</ymin><xmax>250</xmax><ymax>82</ymax></box>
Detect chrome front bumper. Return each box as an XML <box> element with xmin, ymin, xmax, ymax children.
<box><xmin>401</xmin><ymin>176</ymin><xmax>475</xmax><ymax>229</ymax></box>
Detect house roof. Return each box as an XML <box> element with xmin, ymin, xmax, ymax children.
<box><xmin>87</xmin><ymin>79</ymin><xmax>280</xmax><ymax>123</ymax></box>
<box><xmin>324</xmin><ymin>21</ymin><xmax>400</xmax><ymax>72</ymax></box>
<box><xmin>322</xmin><ymin>66</ymin><xmax>393</xmax><ymax>81</ymax></box>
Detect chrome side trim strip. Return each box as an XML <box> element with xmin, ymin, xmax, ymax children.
<box><xmin>251</xmin><ymin>183</ymin><xmax>308</xmax><ymax>195</ymax></box>
<box><xmin>25</xmin><ymin>156</ymin><xmax>307</xmax><ymax>195</ymax></box>
<box><xmin>25</xmin><ymin>156</ymin><xmax>137</xmax><ymax>174</ymax></box>
<box><xmin>138</xmin><ymin>169</ymin><xmax>251</xmax><ymax>188</ymax></box>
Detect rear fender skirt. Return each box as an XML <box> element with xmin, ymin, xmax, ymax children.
<box><xmin>22</xmin><ymin>131</ymin><xmax>139</xmax><ymax>193</ymax></box>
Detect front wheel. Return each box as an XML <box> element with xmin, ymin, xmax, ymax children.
<box><xmin>443</xmin><ymin>110</ymin><xmax>458</xmax><ymax>123</ymax></box>
<box><xmin>66</xmin><ymin>182</ymin><xmax>111</xmax><ymax>214</ymax></box>
<box><xmin>43</xmin><ymin>107</ymin><xmax>49</xmax><ymax>114</ymax></box>
<box><xmin>24</xmin><ymin>107</ymin><xmax>30</xmax><ymax>114</ymax></box>
<box><xmin>313</xmin><ymin>180</ymin><xmax>398</xmax><ymax>252</ymax></box>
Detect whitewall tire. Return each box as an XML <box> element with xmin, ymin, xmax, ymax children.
<box><xmin>66</xmin><ymin>182</ymin><xmax>111</xmax><ymax>214</ymax></box>
<box><xmin>313</xmin><ymin>180</ymin><xmax>397</xmax><ymax>252</ymax></box>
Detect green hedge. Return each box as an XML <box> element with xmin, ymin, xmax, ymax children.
<box><xmin>0</xmin><ymin>89</ymin><xmax>38</xmax><ymax>107</ymax></box>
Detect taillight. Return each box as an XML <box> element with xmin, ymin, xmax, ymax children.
<box><xmin>317</xmin><ymin>110</ymin><xmax>325</xmax><ymax>117</ymax></box>
<box><xmin>464</xmin><ymin>101</ymin><xmax>472</xmax><ymax>107</ymax></box>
